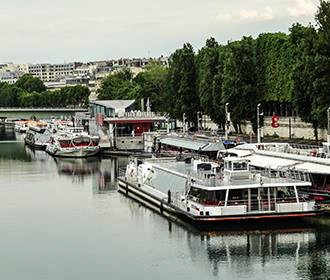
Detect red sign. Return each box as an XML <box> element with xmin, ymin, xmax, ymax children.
<box><xmin>271</xmin><ymin>115</ymin><xmax>280</xmax><ymax>128</ymax></box>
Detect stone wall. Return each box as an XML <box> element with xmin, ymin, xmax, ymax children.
<box><xmin>203</xmin><ymin>115</ymin><xmax>328</xmax><ymax>141</ymax></box>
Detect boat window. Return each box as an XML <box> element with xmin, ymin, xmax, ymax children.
<box><xmin>91</xmin><ymin>137</ymin><xmax>99</xmax><ymax>146</ymax></box>
<box><xmin>232</xmin><ymin>161</ymin><xmax>248</xmax><ymax>171</ymax></box>
<box><xmin>197</xmin><ymin>163</ymin><xmax>212</xmax><ymax>171</ymax></box>
<box><xmin>59</xmin><ymin>140</ymin><xmax>71</xmax><ymax>148</ymax></box>
<box><xmin>73</xmin><ymin>137</ymin><xmax>90</xmax><ymax>145</ymax></box>
<box><xmin>224</xmin><ymin>161</ymin><xmax>231</xmax><ymax>170</ymax></box>
<box><xmin>277</xmin><ymin>186</ymin><xmax>296</xmax><ymax>199</ymax></box>
<box><xmin>228</xmin><ymin>189</ymin><xmax>245</xmax><ymax>201</ymax></box>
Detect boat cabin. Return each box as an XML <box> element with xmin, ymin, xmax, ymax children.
<box><xmin>185</xmin><ymin>158</ymin><xmax>315</xmax><ymax>217</ymax></box>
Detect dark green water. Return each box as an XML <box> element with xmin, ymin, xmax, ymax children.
<box><xmin>1</xmin><ymin>128</ymin><xmax>330</xmax><ymax>280</ymax></box>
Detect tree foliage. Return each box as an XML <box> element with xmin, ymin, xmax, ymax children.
<box><xmin>15</xmin><ymin>74</ymin><xmax>46</xmax><ymax>93</ymax></box>
<box><xmin>167</xmin><ymin>43</ymin><xmax>200</xmax><ymax>122</ymax></box>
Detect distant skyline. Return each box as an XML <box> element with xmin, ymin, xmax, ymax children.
<box><xmin>1</xmin><ymin>0</ymin><xmax>319</xmax><ymax>64</ymax></box>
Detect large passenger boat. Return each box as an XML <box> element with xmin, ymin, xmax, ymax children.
<box><xmin>24</xmin><ymin>122</ymin><xmax>51</xmax><ymax>149</ymax></box>
<box><xmin>219</xmin><ymin>142</ymin><xmax>330</xmax><ymax>199</ymax></box>
<box><xmin>118</xmin><ymin>157</ymin><xmax>322</xmax><ymax>223</ymax></box>
<box><xmin>46</xmin><ymin>127</ymin><xmax>100</xmax><ymax>158</ymax></box>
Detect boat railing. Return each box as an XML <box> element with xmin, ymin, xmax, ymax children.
<box><xmin>187</xmin><ymin>166</ymin><xmax>310</xmax><ymax>187</ymax></box>
<box><xmin>260</xmin><ymin>143</ymin><xmax>329</xmax><ymax>158</ymax></box>
<box><xmin>118</xmin><ymin>111</ymin><xmax>166</xmax><ymax>118</ymax></box>
<box><xmin>172</xmin><ymin>191</ymin><xmax>187</xmax><ymax>210</ymax></box>
<box><xmin>275</xmin><ymin>168</ymin><xmax>310</xmax><ymax>182</ymax></box>
<box><xmin>187</xmin><ymin>196</ymin><xmax>311</xmax><ymax>210</ymax></box>
<box><xmin>118</xmin><ymin>167</ymin><xmax>127</xmax><ymax>178</ymax></box>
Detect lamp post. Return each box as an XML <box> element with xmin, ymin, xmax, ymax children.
<box><xmin>183</xmin><ymin>113</ymin><xmax>186</xmax><ymax>134</ymax></box>
<box><xmin>328</xmin><ymin>107</ymin><xmax>330</xmax><ymax>143</ymax></box>
<box><xmin>257</xmin><ymin>103</ymin><xmax>261</xmax><ymax>143</ymax></box>
<box><xmin>197</xmin><ymin>111</ymin><xmax>200</xmax><ymax>132</ymax></box>
<box><xmin>225</xmin><ymin>103</ymin><xmax>229</xmax><ymax>140</ymax></box>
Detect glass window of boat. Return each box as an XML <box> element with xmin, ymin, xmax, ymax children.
<box><xmin>91</xmin><ymin>137</ymin><xmax>99</xmax><ymax>146</ymax></box>
<box><xmin>228</xmin><ymin>189</ymin><xmax>248</xmax><ymax>202</ymax></box>
<box><xmin>73</xmin><ymin>136</ymin><xmax>90</xmax><ymax>145</ymax></box>
<box><xmin>232</xmin><ymin>161</ymin><xmax>248</xmax><ymax>171</ymax></box>
<box><xmin>59</xmin><ymin>139</ymin><xmax>71</xmax><ymax>147</ymax></box>
<box><xmin>189</xmin><ymin>188</ymin><xmax>225</xmax><ymax>205</ymax></box>
<box><xmin>277</xmin><ymin>186</ymin><xmax>296</xmax><ymax>201</ymax></box>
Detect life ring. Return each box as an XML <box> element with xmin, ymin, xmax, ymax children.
<box><xmin>135</xmin><ymin>126</ymin><xmax>143</xmax><ymax>134</ymax></box>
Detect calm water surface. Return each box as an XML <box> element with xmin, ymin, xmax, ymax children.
<box><xmin>1</xmin><ymin>128</ymin><xmax>330</xmax><ymax>280</ymax></box>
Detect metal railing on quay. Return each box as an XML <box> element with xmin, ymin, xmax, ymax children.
<box><xmin>262</xmin><ymin>142</ymin><xmax>329</xmax><ymax>158</ymax></box>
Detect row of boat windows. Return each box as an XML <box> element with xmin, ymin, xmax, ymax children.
<box><xmin>189</xmin><ymin>187</ymin><xmax>298</xmax><ymax>205</ymax></box>
<box><xmin>58</xmin><ymin>138</ymin><xmax>99</xmax><ymax>147</ymax></box>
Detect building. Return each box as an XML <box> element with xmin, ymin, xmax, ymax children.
<box><xmin>26</xmin><ymin>62</ymin><xmax>77</xmax><ymax>82</ymax></box>
<box><xmin>0</xmin><ymin>63</ymin><xmax>24</xmax><ymax>84</ymax></box>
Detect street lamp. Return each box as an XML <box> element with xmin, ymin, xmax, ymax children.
<box><xmin>257</xmin><ymin>103</ymin><xmax>262</xmax><ymax>143</ymax></box>
<box><xmin>327</xmin><ymin>107</ymin><xmax>330</xmax><ymax>143</ymax></box>
<box><xmin>197</xmin><ymin>111</ymin><xmax>200</xmax><ymax>132</ymax></box>
<box><xmin>183</xmin><ymin>113</ymin><xmax>186</xmax><ymax>134</ymax></box>
<box><xmin>225</xmin><ymin>103</ymin><xmax>229</xmax><ymax>140</ymax></box>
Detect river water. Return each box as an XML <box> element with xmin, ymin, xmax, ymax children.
<box><xmin>1</xmin><ymin>127</ymin><xmax>330</xmax><ymax>280</ymax></box>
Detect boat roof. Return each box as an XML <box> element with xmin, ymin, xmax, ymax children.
<box><xmin>160</xmin><ymin>136</ymin><xmax>225</xmax><ymax>152</ymax></box>
<box><xmin>219</xmin><ymin>148</ymin><xmax>252</xmax><ymax>157</ymax></box>
<box><xmin>91</xmin><ymin>100</ymin><xmax>135</xmax><ymax>109</ymax></box>
<box><xmin>149</xmin><ymin>159</ymin><xmax>311</xmax><ymax>191</ymax></box>
<box><xmin>294</xmin><ymin>162</ymin><xmax>330</xmax><ymax>175</ymax></box>
<box><xmin>244</xmin><ymin>154</ymin><xmax>298</xmax><ymax>169</ymax></box>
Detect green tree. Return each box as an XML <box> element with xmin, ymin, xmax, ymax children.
<box><xmin>313</xmin><ymin>0</ymin><xmax>330</xmax><ymax>130</ymax></box>
<box><xmin>196</xmin><ymin>37</ymin><xmax>220</xmax><ymax>120</ymax></box>
<box><xmin>133</xmin><ymin>62</ymin><xmax>168</xmax><ymax>112</ymax></box>
<box><xmin>291</xmin><ymin>24</ymin><xmax>319</xmax><ymax>139</ymax></box>
<box><xmin>15</xmin><ymin>74</ymin><xmax>46</xmax><ymax>93</ymax></box>
<box><xmin>167</xmin><ymin>43</ymin><xmax>200</xmax><ymax>123</ymax></box>
<box><xmin>222</xmin><ymin>37</ymin><xmax>258</xmax><ymax>133</ymax></box>
<box><xmin>0</xmin><ymin>83</ymin><xmax>23</xmax><ymax>107</ymax></box>
<box><xmin>97</xmin><ymin>68</ymin><xmax>136</xmax><ymax>100</ymax></box>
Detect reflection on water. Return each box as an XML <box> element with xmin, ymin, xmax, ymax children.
<box><xmin>1</xmin><ymin>128</ymin><xmax>330</xmax><ymax>280</ymax></box>
<box><xmin>0</xmin><ymin>125</ymin><xmax>16</xmax><ymax>141</ymax></box>
<box><xmin>124</xmin><ymin>191</ymin><xmax>330</xmax><ymax>279</ymax></box>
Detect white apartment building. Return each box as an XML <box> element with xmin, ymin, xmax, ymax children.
<box><xmin>26</xmin><ymin>62</ymin><xmax>77</xmax><ymax>82</ymax></box>
<box><xmin>0</xmin><ymin>63</ymin><xmax>23</xmax><ymax>84</ymax></box>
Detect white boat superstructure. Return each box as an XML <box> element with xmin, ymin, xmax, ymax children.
<box><xmin>119</xmin><ymin>157</ymin><xmax>321</xmax><ymax>222</ymax></box>
<box><xmin>46</xmin><ymin>128</ymin><xmax>100</xmax><ymax>158</ymax></box>
<box><xmin>15</xmin><ymin>121</ymin><xmax>31</xmax><ymax>133</ymax></box>
<box><xmin>219</xmin><ymin>142</ymin><xmax>330</xmax><ymax>197</ymax></box>
<box><xmin>24</xmin><ymin>122</ymin><xmax>51</xmax><ymax>149</ymax></box>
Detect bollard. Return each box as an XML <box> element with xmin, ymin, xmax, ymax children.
<box><xmin>167</xmin><ymin>190</ymin><xmax>171</xmax><ymax>204</ymax></box>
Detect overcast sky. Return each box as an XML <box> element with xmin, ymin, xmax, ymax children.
<box><xmin>0</xmin><ymin>0</ymin><xmax>320</xmax><ymax>64</ymax></box>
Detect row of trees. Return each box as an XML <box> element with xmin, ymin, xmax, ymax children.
<box><xmin>0</xmin><ymin>74</ymin><xmax>90</xmax><ymax>108</ymax></box>
<box><xmin>98</xmin><ymin>1</ymin><xmax>330</xmax><ymax>140</ymax></box>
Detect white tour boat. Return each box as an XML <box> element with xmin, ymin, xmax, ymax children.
<box><xmin>118</xmin><ymin>157</ymin><xmax>322</xmax><ymax>223</ymax></box>
<box><xmin>46</xmin><ymin>127</ymin><xmax>100</xmax><ymax>158</ymax></box>
<box><xmin>24</xmin><ymin>122</ymin><xmax>51</xmax><ymax>149</ymax></box>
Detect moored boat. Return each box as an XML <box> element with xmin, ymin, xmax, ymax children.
<box><xmin>46</xmin><ymin>128</ymin><xmax>100</xmax><ymax>158</ymax></box>
<box><xmin>24</xmin><ymin>121</ymin><xmax>51</xmax><ymax>149</ymax></box>
<box><xmin>118</xmin><ymin>156</ymin><xmax>322</xmax><ymax>223</ymax></box>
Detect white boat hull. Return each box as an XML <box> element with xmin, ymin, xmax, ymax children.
<box><xmin>46</xmin><ymin>145</ymin><xmax>100</xmax><ymax>158</ymax></box>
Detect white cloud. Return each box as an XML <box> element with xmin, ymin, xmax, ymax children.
<box><xmin>216</xmin><ymin>6</ymin><xmax>274</xmax><ymax>23</ymax></box>
<box><xmin>287</xmin><ymin>0</ymin><xmax>316</xmax><ymax>17</ymax></box>
<box><xmin>216</xmin><ymin>13</ymin><xmax>233</xmax><ymax>23</ymax></box>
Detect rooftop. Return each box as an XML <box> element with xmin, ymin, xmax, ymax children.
<box><xmin>90</xmin><ymin>100</ymin><xmax>135</xmax><ymax>110</ymax></box>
